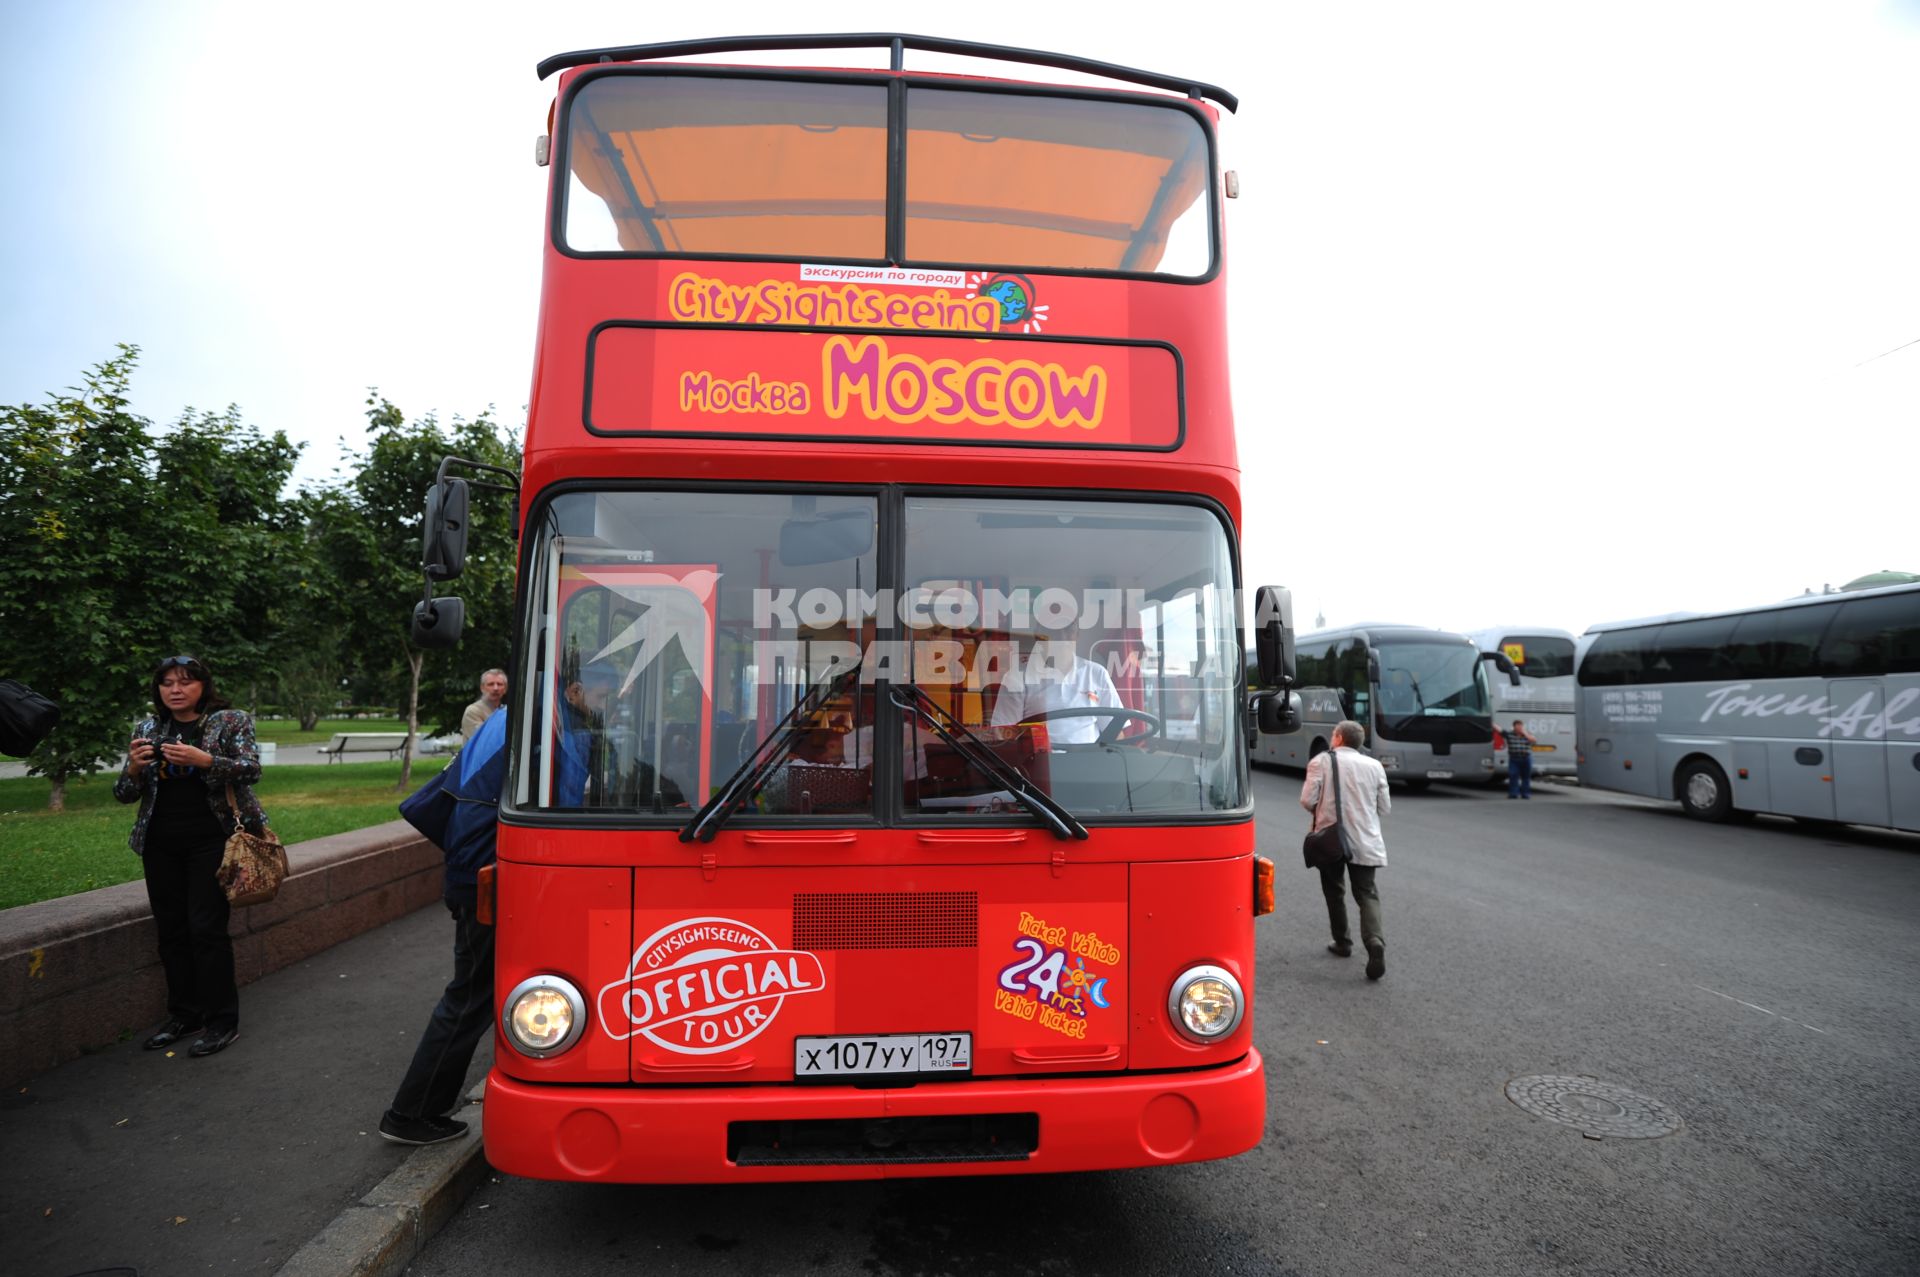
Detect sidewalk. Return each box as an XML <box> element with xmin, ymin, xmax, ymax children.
<box><xmin>5</xmin><ymin>903</ymin><xmax>491</xmax><ymax>1277</ymax></box>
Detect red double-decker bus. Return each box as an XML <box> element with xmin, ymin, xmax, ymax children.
<box><xmin>415</xmin><ymin>33</ymin><xmax>1299</xmax><ymax>1182</ymax></box>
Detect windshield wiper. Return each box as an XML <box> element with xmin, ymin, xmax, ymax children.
<box><xmin>889</xmin><ymin>683</ymin><xmax>1088</xmax><ymax>841</ymax></box>
<box><xmin>679</xmin><ymin>661</ymin><xmax>863</xmax><ymax>844</ymax></box>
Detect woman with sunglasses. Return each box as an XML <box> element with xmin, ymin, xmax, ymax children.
<box><xmin>113</xmin><ymin>655</ymin><xmax>269</xmax><ymax>1057</ymax></box>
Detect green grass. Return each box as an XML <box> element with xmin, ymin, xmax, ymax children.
<box><xmin>0</xmin><ymin>758</ymin><xmax>449</xmax><ymax>911</ymax></box>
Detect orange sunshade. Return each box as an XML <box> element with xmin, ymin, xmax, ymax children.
<box><xmin>566</xmin><ymin>77</ymin><xmax>1208</xmax><ymax>271</ymax></box>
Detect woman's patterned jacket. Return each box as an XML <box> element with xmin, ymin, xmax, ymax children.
<box><xmin>112</xmin><ymin>709</ymin><xmax>269</xmax><ymax>855</ymax></box>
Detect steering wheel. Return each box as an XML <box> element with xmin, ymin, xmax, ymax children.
<box><xmin>1022</xmin><ymin>707</ymin><xmax>1164</xmax><ymax>747</ymax></box>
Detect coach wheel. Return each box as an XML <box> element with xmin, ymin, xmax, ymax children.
<box><xmin>1677</xmin><ymin>758</ymin><xmax>1734</xmax><ymax>822</ymax></box>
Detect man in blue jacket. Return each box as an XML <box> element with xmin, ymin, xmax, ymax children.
<box><xmin>380</xmin><ymin>709</ymin><xmax>507</xmax><ymax>1145</ymax></box>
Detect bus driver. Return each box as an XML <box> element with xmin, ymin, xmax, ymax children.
<box><xmin>989</xmin><ymin>609</ymin><xmax>1124</xmax><ymax>744</ymax></box>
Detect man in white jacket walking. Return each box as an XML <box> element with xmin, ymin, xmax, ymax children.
<box><xmin>1299</xmin><ymin>719</ymin><xmax>1393</xmax><ymax>980</ymax></box>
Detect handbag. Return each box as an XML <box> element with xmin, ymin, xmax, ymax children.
<box><xmin>217</xmin><ymin>782</ymin><xmax>288</xmax><ymax>907</ymax></box>
<box><xmin>1301</xmin><ymin>748</ymin><xmax>1355</xmax><ymax>870</ymax></box>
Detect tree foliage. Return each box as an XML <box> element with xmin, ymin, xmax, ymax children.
<box><xmin>0</xmin><ymin>352</ymin><xmax>521</xmax><ymax>808</ymax></box>
<box><xmin>316</xmin><ymin>395</ymin><xmax>520</xmax><ymax>786</ymax></box>
<box><xmin>0</xmin><ymin>348</ymin><xmax>303</xmax><ymax>808</ymax></box>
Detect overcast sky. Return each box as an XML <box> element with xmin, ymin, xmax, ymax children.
<box><xmin>4</xmin><ymin>1</ymin><xmax>1914</xmax><ymax>639</ymax></box>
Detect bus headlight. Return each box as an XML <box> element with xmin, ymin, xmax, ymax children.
<box><xmin>504</xmin><ymin>975</ymin><xmax>587</xmax><ymax>1058</ymax></box>
<box><xmin>1167</xmin><ymin>964</ymin><xmax>1245</xmax><ymax>1043</ymax></box>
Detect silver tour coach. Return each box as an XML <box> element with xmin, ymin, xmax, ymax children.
<box><xmin>1465</xmin><ymin>626</ymin><xmax>1578</xmax><ymax>777</ymax></box>
<box><xmin>1576</xmin><ymin>582</ymin><xmax>1920</xmax><ymax>830</ymax></box>
<box><xmin>1249</xmin><ymin>624</ymin><xmax>1517</xmax><ymax>788</ymax></box>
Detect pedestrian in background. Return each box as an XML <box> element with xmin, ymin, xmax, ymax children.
<box><xmin>114</xmin><ymin>655</ymin><xmax>267</xmax><ymax>1057</ymax></box>
<box><xmin>459</xmin><ymin>668</ymin><xmax>508</xmax><ymax>741</ymax></box>
<box><xmin>1299</xmin><ymin>719</ymin><xmax>1393</xmax><ymax>980</ymax></box>
<box><xmin>1506</xmin><ymin>718</ymin><xmax>1536</xmax><ymax>799</ymax></box>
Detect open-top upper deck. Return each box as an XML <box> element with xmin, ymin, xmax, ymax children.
<box><xmin>525</xmin><ymin>34</ymin><xmax>1242</xmax><ymax>507</ymax></box>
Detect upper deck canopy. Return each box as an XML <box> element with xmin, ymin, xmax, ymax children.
<box><xmin>552</xmin><ymin>35</ymin><xmax>1224</xmax><ymax>277</ymax></box>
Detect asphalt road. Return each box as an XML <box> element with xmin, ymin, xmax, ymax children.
<box><xmin>410</xmin><ymin>774</ymin><xmax>1920</xmax><ymax>1277</ymax></box>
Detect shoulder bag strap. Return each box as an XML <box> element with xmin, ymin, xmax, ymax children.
<box><xmin>1328</xmin><ymin>748</ymin><xmax>1347</xmax><ymax>829</ymax></box>
<box><xmin>224</xmin><ymin>782</ymin><xmax>245</xmax><ymax>835</ymax></box>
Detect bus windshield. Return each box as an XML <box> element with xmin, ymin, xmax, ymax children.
<box><xmin>562</xmin><ymin>75</ymin><xmax>1213</xmax><ymax>275</ymax></box>
<box><xmin>513</xmin><ymin>491</ymin><xmax>1244</xmax><ymax>821</ymax></box>
<box><xmin>1374</xmin><ymin>641</ymin><xmax>1490</xmax><ymax>726</ymax></box>
<box><xmin>1502</xmin><ymin>635</ymin><xmax>1576</xmax><ymax>679</ymax></box>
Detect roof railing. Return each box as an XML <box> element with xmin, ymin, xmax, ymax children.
<box><xmin>536</xmin><ymin>31</ymin><xmax>1237</xmax><ymax>113</ymax></box>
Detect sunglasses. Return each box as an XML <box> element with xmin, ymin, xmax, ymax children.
<box><xmin>157</xmin><ymin>656</ymin><xmax>204</xmax><ymax>674</ymax></box>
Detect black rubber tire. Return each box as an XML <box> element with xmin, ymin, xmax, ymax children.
<box><xmin>1676</xmin><ymin>758</ymin><xmax>1734</xmax><ymax>822</ymax></box>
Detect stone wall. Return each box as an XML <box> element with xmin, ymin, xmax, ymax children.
<box><xmin>0</xmin><ymin>821</ymin><xmax>441</xmax><ymax>1088</ymax></box>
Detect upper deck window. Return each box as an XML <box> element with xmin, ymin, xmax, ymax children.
<box><xmin>561</xmin><ymin>74</ymin><xmax>1214</xmax><ymax>277</ymax></box>
<box><xmin>903</xmin><ymin>90</ymin><xmax>1210</xmax><ymax>276</ymax></box>
<box><xmin>565</xmin><ymin>78</ymin><xmax>890</xmax><ymax>258</ymax></box>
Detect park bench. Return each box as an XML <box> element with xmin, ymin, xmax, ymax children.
<box><xmin>317</xmin><ymin>732</ymin><xmax>410</xmax><ymax>762</ymax></box>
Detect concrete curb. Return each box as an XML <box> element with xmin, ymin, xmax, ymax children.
<box><xmin>276</xmin><ymin>1087</ymin><xmax>490</xmax><ymax>1277</ymax></box>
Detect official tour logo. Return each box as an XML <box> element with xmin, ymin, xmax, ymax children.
<box><xmin>596</xmin><ymin>915</ymin><xmax>827</xmax><ymax>1055</ymax></box>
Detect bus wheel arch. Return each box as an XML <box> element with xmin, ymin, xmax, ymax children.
<box><xmin>1675</xmin><ymin>755</ymin><xmax>1735</xmax><ymax>822</ymax></box>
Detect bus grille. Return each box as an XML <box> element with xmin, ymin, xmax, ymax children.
<box><xmin>792</xmin><ymin>891</ymin><xmax>978</xmax><ymax>950</ymax></box>
<box><xmin>729</xmin><ymin>1114</ymin><xmax>1036</xmax><ymax>1166</ymax></box>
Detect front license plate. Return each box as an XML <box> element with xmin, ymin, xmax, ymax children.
<box><xmin>1426</xmin><ymin>769</ymin><xmax>1453</xmax><ymax>779</ymax></box>
<box><xmin>794</xmin><ymin>1033</ymin><xmax>972</xmax><ymax>1080</ymax></box>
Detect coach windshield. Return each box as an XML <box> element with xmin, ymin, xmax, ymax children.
<box><xmin>897</xmin><ymin>495</ymin><xmax>1244</xmax><ymax>818</ymax></box>
<box><xmin>1373</xmin><ymin>640</ymin><xmax>1492</xmax><ymax>729</ymax></box>
<box><xmin>511</xmin><ymin>490</ymin><xmax>1244</xmax><ymax>823</ymax></box>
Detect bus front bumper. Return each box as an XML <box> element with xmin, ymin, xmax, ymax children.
<box><xmin>482</xmin><ymin>1049</ymin><xmax>1265</xmax><ymax>1182</ymax></box>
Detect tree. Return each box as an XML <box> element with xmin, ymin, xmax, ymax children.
<box><xmin>318</xmin><ymin>396</ymin><xmax>519</xmax><ymax>789</ymax></box>
<box><xmin>0</xmin><ymin>349</ymin><xmax>306</xmax><ymax>810</ymax></box>
<box><xmin>144</xmin><ymin>403</ymin><xmax>304</xmax><ymax>707</ymax></box>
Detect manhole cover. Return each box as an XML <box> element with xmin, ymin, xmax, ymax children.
<box><xmin>1505</xmin><ymin>1075</ymin><xmax>1682</xmax><ymax>1139</ymax></box>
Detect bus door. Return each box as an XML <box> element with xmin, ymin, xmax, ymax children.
<box><xmin>1828</xmin><ymin>679</ymin><xmax>1890</xmax><ymax>827</ymax></box>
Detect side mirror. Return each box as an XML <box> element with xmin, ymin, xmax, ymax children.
<box><xmin>1258</xmin><ymin>689</ymin><xmax>1301</xmax><ymax>735</ymax></box>
<box><xmin>1252</xmin><ymin>586</ymin><xmax>1296</xmax><ymax>687</ymax></box>
<box><xmin>423</xmin><ymin>478</ymin><xmax>471</xmax><ymax>581</ymax></box>
<box><xmin>1482</xmin><ymin>651</ymin><xmax>1521</xmax><ymax>686</ymax></box>
<box><xmin>1368</xmin><ymin>652</ymin><xmax>1381</xmax><ymax>683</ymax></box>
<box><xmin>411</xmin><ymin>596</ymin><xmax>466</xmax><ymax>649</ymax></box>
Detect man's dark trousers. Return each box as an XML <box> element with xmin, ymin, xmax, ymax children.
<box><xmin>1318</xmin><ymin>860</ymin><xmax>1382</xmax><ymax>949</ymax></box>
<box><xmin>1508</xmin><ymin>751</ymin><xmax>1533</xmax><ymax>798</ymax></box>
<box><xmin>390</xmin><ymin>901</ymin><xmax>495</xmax><ymax>1120</ymax></box>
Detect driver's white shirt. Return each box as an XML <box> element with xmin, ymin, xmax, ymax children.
<box><xmin>990</xmin><ymin>655</ymin><xmax>1123</xmax><ymax>744</ymax></box>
